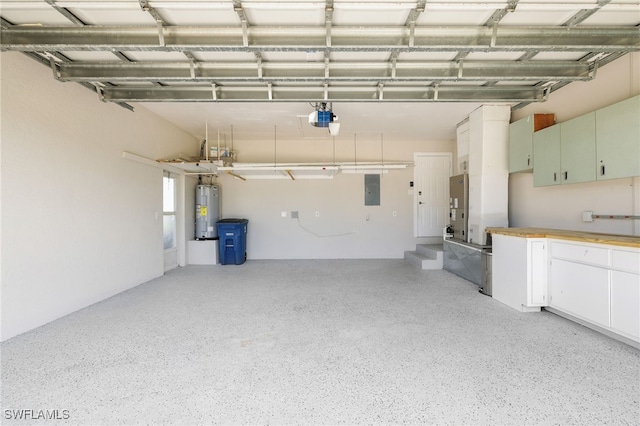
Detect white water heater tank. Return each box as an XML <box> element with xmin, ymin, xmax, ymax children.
<box><xmin>195</xmin><ymin>184</ymin><xmax>220</xmax><ymax>240</ymax></box>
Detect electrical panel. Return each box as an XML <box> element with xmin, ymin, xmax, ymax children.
<box><xmin>365</xmin><ymin>174</ymin><xmax>381</xmax><ymax>206</ymax></box>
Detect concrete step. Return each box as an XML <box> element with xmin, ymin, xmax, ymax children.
<box><xmin>416</xmin><ymin>244</ymin><xmax>443</xmax><ymax>261</ymax></box>
<box><xmin>404</xmin><ymin>244</ymin><xmax>443</xmax><ymax>270</ymax></box>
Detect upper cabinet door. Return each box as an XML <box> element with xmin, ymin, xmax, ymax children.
<box><xmin>533</xmin><ymin>125</ymin><xmax>561</xmax><ymax>187</ymax></box>
<box><xmin>560</xmin><ymin>112</ymin><xmax>597</xmax><ymax>185</ymax></box>
<box><xmin>509</xmin><ymin>114</ymin><xmax>555</xmax><ymax>173</ymax></box>
<box><xmin>596</xmin><ymin>95</ymin><xmax>640</xmax><ymax>181</ymax></box>
<box><xmin>509</xmin><ymin>117</ymin><xmax>534</xmax><ymax>173</ymax></box>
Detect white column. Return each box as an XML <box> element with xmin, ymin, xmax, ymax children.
<box><xmin>467</xmin><ymin>104</ymin><xmax>511</xmax><ymax>245</ymax></box>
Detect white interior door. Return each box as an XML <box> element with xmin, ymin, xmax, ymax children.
<box><xmin>414</xmin><ymin>153</ymin><xmax>451</xmax><ymax>237</ymax></box>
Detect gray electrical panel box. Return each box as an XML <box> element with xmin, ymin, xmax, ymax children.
<box><xmin>195</xmin><ymin>184</ymin><xmax>220</xmax><ymax>240</ymax></box>
<box><xmin>364</xmin><ymin>174</ymin><xmax>381</xmax><ymax>206</ymax></box>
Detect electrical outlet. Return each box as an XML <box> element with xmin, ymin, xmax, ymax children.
<box><xmin>583</xmin><ymin>210</ymin><xmax>594</xmax><ymax>222</ymax></box>
<box><xmin>291</xmin><ymin>211</ymin><xmax>299</xmax><ymax>219</ymax></box>
<box><xmin>393</xmin><ymin>211</ymin><xmax>397</xmax><ymax>217</ymax></box>
<box><xmin>281</xmin><ymin>211</ymin><xmax>287</xmax><ymax>218</ymax></box>
<box><xmin>315</xmin><ymin>211</ymin><xmax>320</xmax><ymax>217</ymax></box>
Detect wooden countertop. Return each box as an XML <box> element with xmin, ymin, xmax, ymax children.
<box><xmin>486</xmin><ymin>227</ymin><xmax>640</xmax><ymax>249</ymax></box>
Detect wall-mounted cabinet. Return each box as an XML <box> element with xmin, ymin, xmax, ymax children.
<box><xmin>508</xmin><ymin>114</ymin><xmax>556</xmax><ymax>173</ymax></box>
<box><xmin>533</xmin><ymin>113</ymin><xmax>596</xmax><ymax>187</ymax></box>
<box><xmin>533</xmin><ymin>125</ymin><xmax>561</xmax><ymax>186</ymax></box>
<box><xmin>595</xmin><ymin>95</ymin><xmax>640</xmax><ymax>181</ymax></box>
<box><xmin>456</xmin><ymin>120</ymin><xmax>470</xmax><ymax>174</ymax></box>
<box><xmin>560</xmin><ymin>112</ymin><xmax>597</xmax><ymax>184</ymax></box>
<box><xmin>532</xmin><ymin>95</ymin><xmax>639</xmax><ymax>187</ymax></box>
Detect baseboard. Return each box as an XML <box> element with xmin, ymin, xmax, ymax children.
<box><xmin>544</xmin><ymin>307</ymin><xmax>640</xmax><ymax>350</ymax></box>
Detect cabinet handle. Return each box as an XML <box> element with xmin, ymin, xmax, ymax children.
<box><xmin>553</xmin><ymin>172</ymin><xmax>557</xmax><ymax>182</ymax></box>
<box><xmin>563</xmin><ymin>171</ymin><xmax>568</xmax><ymax>180</ymax></box>
<box><xmin>527</xmin><ymin>156</ymin><xmax>530</xmax><ymax>166</ymax></box>
<box><xmin>601</xmin><ymin>165</ymin><xmax>606</xmax><ymax>176</ymax></box>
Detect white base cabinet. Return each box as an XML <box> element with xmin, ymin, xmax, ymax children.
<box><xmin>492</xmin><ymin>234</ymin><xmax>547</xmax><ymax>312</ymax></box>
<box><xmin>491</xmin><ymin>232</ymin><xmax>640</xmax><ymax>346</ymax></box>
<box><xmin>548</xmin><ymin>240</ymin><xmax>640</xmax><ymax>343</ymax></box>
<box><xmin>549</xmin><ymin>258</ymin><xmax>610</xmax><ymax>328</ymax></box>
<box><xmin>611</xmin><ymin>270</ymin><xmax>640</xmax><ymax>339</ymax></box>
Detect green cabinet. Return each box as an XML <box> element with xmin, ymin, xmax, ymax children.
<box><xmin>509</xmin><ymin>114</ymin><xmax>556</xmax><ymax>173</ymax></box>
<box><xmin>560</xmin><ymin>112</ymin><xmax>597</xmax><ymax>184</ymax></box>
<box><xmin>532</xmin><ymin>96</ymin><xmax>639</xmax><ymax>187</ymax></box>
<box><xmin>533</xmin><ymin>113</ymin><xmax>597</xmax><ymax>187</ymax></box>
<box><xmin>596</xmin><ymin>95</ymin><xmax>640</xmax><ymax>181</ymax></box>
<box><xmin>533</xmin><ymin>125</ymin><xmax>561</xmax><ymax>186</ymax></box>
<box><xmin>533</xmin><ymin>112</ymin><xmax>596</xmax><ymax>186</ymax></box>
<box><xmin>509</xmin><ymin>117</ymin><xmax>534</xmax><ymax>173</ymax></box>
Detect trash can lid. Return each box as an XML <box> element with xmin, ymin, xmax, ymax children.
<box><xmin>217</xmin><ymin>218</ymin><xmax>248</xmax><ymax>223</ymax></box>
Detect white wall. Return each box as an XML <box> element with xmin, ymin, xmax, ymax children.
<box><xmin>216</xmin><ymin>137</ymin><xmax>453</xmax><ymax>259</ymax></box>
<box><xmin>1</xmin><ymin>52</ymin><xmax>198</xmax><ymax>341</ymax></box>
<box><xmin>509</xmin><ymin>53</ymin><xmax>640</xmax><ymax>236</ymax></box>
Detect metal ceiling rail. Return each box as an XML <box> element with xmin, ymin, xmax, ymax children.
<box><xmin>99</xmin><ymin>84</ymin><xmax>547</xmax><ymax>102</ymax></box>
<box><xmin>2</xmin><ymin>25</ymin><xmax>639</xmax><ymax>52</ymax></box>
<box><xmin>3</xmin><ymin>1</ymin><xmax>639</xmax><ymax>12</ymax></box>
<box><xmin>55</xmin><ymin>60</ymin><xmax>593</xmax><ymax>82</ymax></box>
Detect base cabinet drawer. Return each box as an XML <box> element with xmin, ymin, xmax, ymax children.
<box><xmin>550</xmin><ymin>241</ymin><xmax>609</xmax><ymax>267</ymax></box>
<box><xmin>549</xmin><ymin>259</ymin><xmax>610</xmax><ymax>328</ymax></box>
<box><xmin>611</xmin><ymin>270</ymin><xmax>640</xmax><ymax>339</ymax></box>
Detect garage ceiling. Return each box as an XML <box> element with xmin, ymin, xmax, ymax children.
<box><xmin>1</xmin><ymin>1</ymin><xmax>639</xmax><ymax>142</ymax></box>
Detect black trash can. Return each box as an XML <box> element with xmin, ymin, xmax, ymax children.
<box><xmin>217</xmin><ymin>219</ymin><xmax>248</xmax><ymax>265</ymax></box>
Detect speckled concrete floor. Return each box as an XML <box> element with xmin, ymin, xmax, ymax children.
<box><xmin>1</xmin><ymin>260</ymin><xmax>639</xmax><ymax>425</ymax></box>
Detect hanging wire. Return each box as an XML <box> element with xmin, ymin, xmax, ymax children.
<box><xmin>332</xmin><ymin>135</ymin><xmax>336</xmax><ymax>165</ymax></box>
<box><xmin>381</xmin><ymin>133</ymin><xmax>385</xmax><ymax>178</ymax></box>
<box><xmin>353</xmin><ymin>133</ymin><xmax>357</xmax><ymax>168</ymax></box>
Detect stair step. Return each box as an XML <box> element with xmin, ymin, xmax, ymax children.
<box><xmin>404</xmin><ymin>249</ymin><xmax>443</xmax><ymax>270</ymax></box>
<box><xmin>416</xmin><ymin>244</ymin><xmax>443</xmax><ymax>260</ymax></box>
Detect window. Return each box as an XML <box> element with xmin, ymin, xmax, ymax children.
<box><xmin>163</xmin><ymin>172</ymin><xmax>177</xmax><ymax>251</ymax></box>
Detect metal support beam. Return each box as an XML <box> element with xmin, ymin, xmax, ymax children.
<box><xmin>324</xmin><ymin>51</ymin><xmax>330</xmax><ymax>80</ymax></box>
<box><xmin>325</xmin><ymin>0</ymin><xmax>333</xmax><ymax>48</ymax></box>
<box><xmin>255</xmin><ymin>52</ymin><xmax>263</xmax><ymax>78</ymax></box>
<box><xmin>389</xmin><ymin>51</ymin><xmax>399</xmax><ymax>79</ymax></box>
<box><xmin>233</xmin><ymin>0</ymin><xmax>250</xmax><ymax>47</ymax></box>
<box><xmin>54</xmin><ymin>60</ymin><xmax>594</xmax><ymax>82</ymax></box>
<box><xmin>486</xmin><ymin>0</ymin><xmax>519</xmax><ymax>26</ymax></box>
<box><xmin>99</xmin><ymin>84</ymin><xmax>548</xmax><ymax>103</ymax></box>
<box><xmin>139</xmin><ymin>0</ymin><xmax>166</xmax><ymax>23</ymax></box>
<box><xmin>44</xmin><ymin>0</ymin><xmax>85</xmax><ymax>26</ymax></box>
<box><xmin>2</xmin><ymin>25</ymin><xmax>638</xmax><ymax>52</ymax></box>
<box><xmin>564</xmin><ymin>0</ymin><xmax>612</xmax><ymax>27</ymax></box>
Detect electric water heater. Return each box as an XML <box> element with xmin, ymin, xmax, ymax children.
<box><xmin>195</xmin><ymin>184</ymin><xmax>220</xmax><ymax>240</ymax></box>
